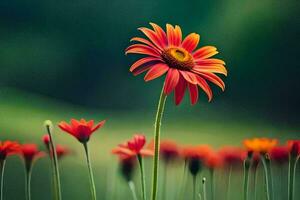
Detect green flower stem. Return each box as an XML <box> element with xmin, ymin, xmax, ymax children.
<box><xmin>178</xmin><ymin>161</ymin><xmax>187</xmax><ymax>200</ymax></box>
<box><xmin>192</xmin><ymin>175</ymin><xmax>197</xmax><ymax>200</ymax></box>
<box><xmin>128</xmin><ymin>181</ymin><xmax>138</xmax><ymax>200</ymax></box>
<box><xmin>25</xmin><ymin>163</ymin><xmax>32</xmax><ymax>200</ymax></box>
<box><xmin>45</xmin><ymin>121</ymin><xmax>62</xmax><ymax>200</ymax></box>
<box><xmin>151</xmin><ymin>87</ymin><xmax>167</xmax><ymax>200</ymax></box>
<box><xmin>0</xmin><ymin>160</ymin><xmax>6</xmax><ymax>200</ymax></box>
<box><xmin>202</xmin><ymin>177</ymin><xmax>207</xmax><ymax>200</ymax></box>
<box><xmin>253</xmin><ymin>165</ymin><xmax>258</xmax><ymax>200</ymax></box>
<box><xmin>83</xmin><ymin>142</ymin><xmax>97</xmax><ymax>200</ymax></box>
<box><xmin>226</xmin><ymin>165</ymin><xmax>232</xmax><ymax>200</ymax></box>
<box><xmin>288</xmin><ymin>155</ymin><xmax>298</xmax><ymax>200</ymax></box>
<box><xmin>243</xmin><ymin>154</ymin><xmax>252</xmax><ymax>200</ymax></box>
<box><xmin>210</xmin><ymin>169</ymin><xmax>215</xmax><ymax>200</ymax></box>
<box><xmin>261</xmin><ymin>154</ymin><xmax>273</xmax><ymax>200</ymax></box>
<box><xmin>137</xmin><ymin>154</ymin><xmax>147</xmax><ymax>200</ymax></box>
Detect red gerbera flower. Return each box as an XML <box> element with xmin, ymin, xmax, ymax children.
<box><xmin>20</xmin><ymin>144</ymin><xmax>45</xmax><ymax>163</ymax></box>
<box><xmin>112</xmin><ymin>134</ymin><xmax>154</xmax><ymax>158</ymax></box>
<box><xmin>58</xmin><ymin>118</ymin><xmax>106</xmax><ymax>143</ymax></box>
<box><xmin>218</xmin><ymin>146</ymin><xmax>246</xmax><ymax>166</ymax></box>
<box><xmin>126</xmin><ymin>23</ymin><xmax>227</xmax><ymax>105</ymax></box>
<box><xmin>287</xmin><ymin>140</ymin><xmax>300</xmax><ymax>157</ymax></box>
<box><xmin>205</xmin><ymin>152</ymin><xmax>223</xmax><ymax>169</ymax></box>
<box><xmin>148</xmin><ymin>139</ymin><xmax>179</xmax><ymax>162</ymax></box>
<box><xmin>269</xmin><ymin>146</ymin><xmax>289</xmax><ymax>164</ymax></box>
<box><xmin>0</xmin><ymin>140</ymin><xmax>20</xmax><ymax>160</ymax></box>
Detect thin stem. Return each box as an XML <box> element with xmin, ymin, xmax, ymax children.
<box><xmin>243</xmin><ymin>159</ymin><xmax>251</xmax><ymax>200</ymax></box>
<box><xmin>137</xmin><ymin>154</ymin><xmax>147</xmax><ymax>200</ymax></box>
<box><xmin>261</xmin><ymin>154</ymin><xmax>273</xmax><ymax>200</ymax></box>
<box><xmin>210</xmin><ymin>169</ymin><xmax>215</xmax><ymax>200</ymax></box>
<box><xmin>178</xmin><ymin>160</ymin><xmax>187</xmax><ymax>200</ymax></box>
<box><xmin>0</xmin><ymin>160</ymin><xmax>6</xmax><ymax>200</ymax></box>
<box><xmin>226</xmin><ymin>165</ymin><xmax>232</xmax><ymax>200</ymax></box>
<box><xmin>45</xmin><ymin>122</ymin><xmax>62</xmax><ymax>200</ymax></box>
<box><xmin>202</xmin><ymin>177</ymin><xmax>207</xmax><ymax>200</ymax></box>
<box><xmin>288</xmin><ymin>156</ymin><xmax>298</xmax><ymax>200</ymax></box>
<box><xmin>193</xmin><ymin>175</ymin><xmax>197</xmax><ymax>200</ymax></box>
<box><xmin>128</xmin><ymin>181</ymin><xmax>138</xmax><ymax>200</ymax></box>
<box><xmin>253</xmin><ymin>165</ymin><xmax>258</xmax><ymax>200</ymax></box>
<box><xmin>25</xmin><ymin>163</ymin><xmax>32</xmax><ymax>200</ymax></box>
<box><xmin>83</xmin><ymin>142</ymin><xmax>97</xmax><ymax>200</ymax></box>
<box><xmin>151</xmin><ymin>86</ymin><xmax>167</xmax><ymax>200</ymax></box>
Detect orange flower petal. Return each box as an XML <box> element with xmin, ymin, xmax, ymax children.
<box><xmin>180</xmin><ymin>71</ymin><xmax>198</xmax><ymax>84</ymax></box>
<box><xmin>126</xmin><ymin>44</ymin><xmax>161</xmax><ymax>57</ymax></box>
<box><xmin>166</xmin><ymin>24</ymin><xmax>176</xmax><ymax>46</ymax></box>
<box><xmin>149</xmin><ymin>23</ymin><xmax>167</xmax><ymax>47</ymax></box>
<box><xmin>138</xmin><ymin>27</ymin><xmax>164</xmax><ymax>50</ymax></box>
<box><xmin>144</xmin><ymin>63</ymin><xmax>169</xmax><ymax>82</ymax></box>
<box><xmin>195</xmin><ymin>75</ymin><xmax>213</xmax><ymax>102</ymax></box>
<box><xmin>129</xmin><ymin>57</ymin><xmax>163</xmax><ymax>72</ymax></box>
<box><xmin>188</xmin><ymin>83</ymin><xmax>198</xmax><ymax>105</ymax></box>
<box><xmin>197</xmin><ymin>72</ymin><xmax>225</xmax><ymax>91</ymax></box>
<box><xmin>174</xmin><ymin>75</ymin><xmax>187</xmax><ymax>105</ymax></box>
<box><xmin>130</xmin><ymin>37</ymin><xmax>161</xmax><ymax>52</ymax></box>
<box><xmin>164</xmin><ymin>68</ymin><xmax>180</xmax><ymax>94</ymax></box>
<box><xmin>92</xmin><ymin>120</ymin><xmax>106</xmax><ymax>132</ymax></box>
<box><xmin>181</xmin><ymin>33</ymin><xmax>200</xmax><ymax>52</ymax></box>
<box><xmin>174</xmin><ymin>25</ymin><xmax>182</xmax><ymax>46</ymax></box>
<box><xmin>193</xmin><ymin>65</ymin><xmax>227</xmax><ymax>76</ymax></box>
<box><xmin>193</xmin><ymin>46</ymin><xmax>217</xmax><ymax>59</ymax></box>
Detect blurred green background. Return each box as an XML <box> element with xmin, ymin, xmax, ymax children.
<box><xmin>0</xmin><ymin>0</ymin><xmax>299</xmax><ymax>199</ymax></box>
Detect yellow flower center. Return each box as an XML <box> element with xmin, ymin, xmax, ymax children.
<box><xmin>162</xmin><ymin>47</ymin><xmax>194</xmax><ymax>70</ymax></box>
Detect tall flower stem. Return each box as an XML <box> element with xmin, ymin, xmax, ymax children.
<box><xmin>243</xmin><ymin>153</ymin><xmax>252</xmax><ymax>200</ymax></box>
<box><xmin>128</xmin><ymin>181</ymin><xmax>138</xmax><ymax>200</ymax></box>
<box><xmin>253</xmin><ymin>165</ymin><xmax>258</xmax><ymax>200</ymax></box>
<box><xmin>25</xmin><ymin>163</ymin><xmax>32</xmax><ymax>200</ymax></box>
<box><xmin>151</xmin><ymin>87</ymin><xmax>167</xmax><ymax>200</ymax></box>
<box><xmin>202</xmin><ymin>177</ymin><xmax>207</xmax><ymax>200</ymax></box>
<box><xmin>210</xmin><ymin>169</ymin><xmax>215</xmax><ymax>200</ymax></box>
<box><xmin>288</xmin><ymin>155</ymin><xmax>298</xmax><ymax>200</ymax></box>
<box><xmin>83</xmin><ymin>142</ymin><xmax>97</xmax><ymax>200</ymax></box>
<box><xmin>192</xmin><ymin>175</ymin><xmax>197</xmax><ymax>200</ymax></box>
<box><xmin>261</xmin><ymin>154</ymin><xmax>273</xmax><ymax>200</ymax></box>
<box><xmin>137</xmin><ymin>154</ymin><xmax>147</xmax><ymax>200</ymax></box>
<box><xmin>0</xmin><ymin>160</ymin><xmax>6</xmax><ymax>200</ymax></box>
<box><xmin>45</xmin><ymin>121</ymin><xmax>62</xmax><ymax>200</ymax></box>
<box><xmin>226</xmin><ymin>165</ymin><xmax>232</xmax><ymax>200</ymax></box>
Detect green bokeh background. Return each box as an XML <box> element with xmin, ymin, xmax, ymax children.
<box><xmin>0</xmin><ymin>0</ymin><xmax>299</xmax><ymax>199</ymax></box>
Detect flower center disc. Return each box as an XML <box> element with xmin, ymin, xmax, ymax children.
<box><xmin>162</xmin><ymin>47</ymin><xmax>194</xmax><ymax>70</ymax></box>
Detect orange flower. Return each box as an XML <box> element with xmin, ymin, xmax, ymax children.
<box><xmin>205</xmin><ymin>152</ymin><xmax>223</xmax><ymax>169</ymax></box>
<box><xmin>287</xmin><ymin>140</ymin><xmax>300</xmax><ymax>157</ymax></box>
<box><xmin>112</xmin><ymin>134</ymin><xmax>154</xmax><ymax>158</ymax></box>
<box><xmin>126</xmin><ymin>23</ymin><xmax>227</xmax><ymax>105</ymax></box>
<box><xmin>269</xmin><ymin>146</ymin><xmax>289</xmax><ymax>164</ymax></box>
<box><xmin>58</xmin><ymin>118</ymin><xmax>106</xmax><ymax>143</ymax></box>
<box><xmin>148</xmin><ymin>139</ymin><xmax>179</xmax><ymax>162</ymax></box>
<box><xmin>0</xmin><ymin>140</ymin><xmax>20</xmax><ymax>160</ymax></box>
<box><xmin>218</xmin><ymin>146</ymin><xmax>246</xmax><ymax>166</ymax></box>
<box><xmin>181</xmin><ymin>145</ymin><xmax>212</xmax><ymax>160</ymax></box>
<box><xmin>19</xmin><ymin>144</ymin><xmax>45</xmax><ymax>163</ymax></box>
<box><xmin>243</xmin><ymin>138</ymin><xmax>278</xmax><ymax>153</ymax></box>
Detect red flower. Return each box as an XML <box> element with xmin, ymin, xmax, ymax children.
<box><xmin>126</xmin><ymin>23</ymin><xmax>227</xmax><ymax>105</ymax></box>
<box><xmin>0</xmin><ymin>140</ymin><xmax>20</xmax><ymax>160</ymax></box>
<box><xmin>218</xmin><ymin>146</ymin><xmax>246</xmax><ymax>166</ymax></box>
<box><xmin>55</xmin><ymin>145</ymin><xmax>71</xmax><ymax>159</ymax></box>
<box><xmin>112</xmin><ymin>134</ymin><xmax>154</xmax><ymax>158</ymax></box>
<box><xmin>58</xmin><ymin>119</ymin><xmax>106</xmax><ymax>143</ymax></box>
<box><xmin>205</xmin><ymin>152</ymin><xmax>223</xmax><ymax>169</ymax></box>
<box><xmin>20</xmin><ymin>144</ymin><xmax>45</xmax><ymax>163</ymax></box>
<box><xmin>269</xmin><ymin>146</ymin><xmax>289</xmax><ymax>164</ymax></box>
<box><xmin>42</xmin><ymin>135</ymin><xmax>50</xmax><ymax>146</ymax></box>
<box><xmin>181</xmin><ymin>145</ymin><xmax>212</xmax><ymax>160</ymax></box>
<box><xmin>287</xmin><ymin>140</ymin><xmax>300</xmax><ymax>157</ymax></box>
<box><xmin>148</xmin><ymin>139</ymin><xmax>179</xmax><ymax>162</ymax></box>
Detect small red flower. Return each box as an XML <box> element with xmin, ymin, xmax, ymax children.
<box><xmin>20</xmin><ymin>144</ymin><xmax>45</xmax><ymax>163</ymax></box>
<box><xmin>205</xmin><ymin>152</ymin><xmax>223</xmax><ymax>169</ymax></box>
<box><xmin>218</xmin><ymin>146</ymin><xmax>246</xmax><ymax>166</ymax></box>
<box><xmin>269</xmin><ymin>146</ymin><xmax>289</xmax><ymax>164</ymax></box>
<box><xmin>148</xmin><ymin>139</ymin><xmax>179</xmax><ymax>162</ymax></box>
<box><xmin>0</xmin><ymin>140</ymin><xmax>20</xmax><ymax>160</ymax></box>
<box><xmin>55</xmin><ymin>145</ymin><xmax>71</xmax><ymax>159</ymax></box>
<box><xmin>58</xmin><ymin>118</ymin><xmax>106</xmax><ymax>143</ymax></box>
<box><xmin>287</xmin><ymin>140</ymin><xmax>300</xmax><ymax>157</ymax></box>
<box><xmin>42</xmin><ymin>135</ymin><xmax>50</xmax><ymax>146</ymax></box>
<box><xmin>126</xmin><ymin>23</ymin><xmax>227</xmax><ymax>105</ymax></box>
<box><xmin>181</xmin><ymin>145</ymin><xmax>212</xmax><ymax>160</ymax></box>
<box><xmin>112</xmin><ymin>134</ymin><xmax>154</xmax><ymax>158</ymax></box>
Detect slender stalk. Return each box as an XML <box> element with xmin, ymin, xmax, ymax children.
<box><xmin>243</xmin><ymin>157</ymin><xmax>251</xmax><ymax>200</ymax></box>
<box><xmin>25</xmin><ymin>163</ymin><xmax>32</xmax><ymax>200</ymax></box>
<box><xmin>253</xmin><ymin>165</ymin><xmax>258</xmax><ymax>200</ymax></box>
<box><xmin>202</xmin><ymin>177</ymin><xmax>207</xmax><ymax>200</ymax></box>
<box><xmin>210</xmin><ymin>169</ymin><xmax>215</xmax><ymax>200</ymax></box>
<box><xmin>193</xmin><ymin>175</ymin><xmax>197</xmax><ymax>200</ymax></box>
<box><xmin>288</xmin><ymin>156</ymin><xmax>298</xmax><ymax>200</ymax></box>
<box><xmin>128</xmin><ymin>181</ymin><xmax>138</xmax><ymax>200</ymax></box>
<box><xmin>151</xmin><ymin>87</ymin><xmax>167</xmax><ymax>200</ymax></box>
<box><xmin>45</xmin><ymin>121</ymin><xmax>62</xmax><ymax>200</ymax></box>
<box><xmin>0</xmin><ymin>160</ymin><xmax>6</xmax><ymax>200</ymax></box>
<box><xmin>178</xmin><ymin>160</ymin><xmax>187</xmax><ymax>200</ymax></box>
<box><xmin>137</xmin><ymin>154</ymin><xmax>147</xmax><ymax>200</ymax></box>
<box><xmin>83</xmin><ymin>142</ymin><xmax>97</xmax><ymax>200</ymax></box>
<box><xmin>226</xmin><ymin>165</ymin><xmax>232</xmax><ymax>200</ymax></box>
<box><xmin>261</xmin><ymin>154</ymin><xmax>273</xmax><ymax>200</ymax></box>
